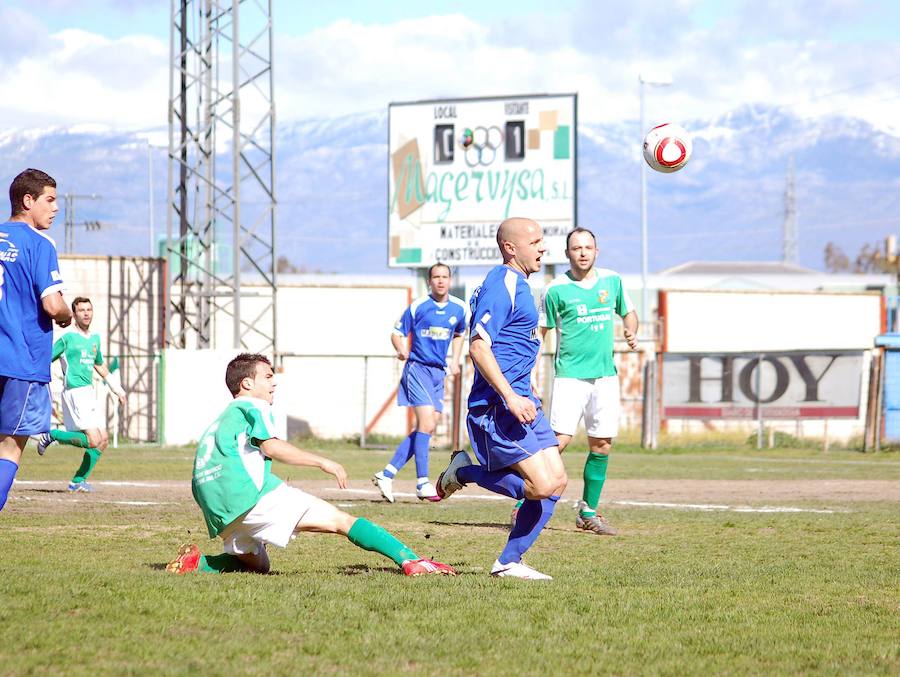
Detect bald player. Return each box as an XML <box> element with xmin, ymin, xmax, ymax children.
<box><xmin>436</xmin><ymin>217</ymin><xmax>566</xmax><ymax>580</ymax></box>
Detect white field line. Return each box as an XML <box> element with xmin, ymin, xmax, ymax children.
<box><xmin>11</xmin><ymin>495</ymin><xmax>174</xmax><ymax>506</ymax></box>
<box><xmin>14</xmin><ymin>480</ymin><xmax>171</xmax><ymax>487</ymax></box>
<box><xmin>338</xmin><ymin>488</ymin><xmax>846</xmax><ymax>514</ymax></box>
<box><xmin>14</xmin><ymin>483</ymin><xmax>847</xmax><ymax>514</ymax></box>
<box><xmin>610</xmin><ymin>499</ymin><xmax>844</xmax><ymax>514</ymax></box>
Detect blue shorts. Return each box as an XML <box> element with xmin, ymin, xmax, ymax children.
<box><xmin>466</xmin><ymin>403</ymin><xmax>557</xmax><ymax>471</ymax></box>
<box><xmin>0</xmin><ymin>376</ymin><xmax>51</xmax><ymax>436</ymax></box>
<box><xmin>398</xmin><ymin>360</ymin><xmax>446</xmax><ymax>412</ymax></box>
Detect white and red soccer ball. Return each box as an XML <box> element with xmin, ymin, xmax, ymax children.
<box><xmin>643</xmin><ymin>123</ymin><xmax>692</xmax><ymax>173</ymax></box>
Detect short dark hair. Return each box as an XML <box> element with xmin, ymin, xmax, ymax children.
<box><xmin>225</xmin><ymin>353</ymin><xmax>272</xmax><ymax>396</ymax></box>
<box><xmin>428</xmin><ymin>262</ymin><xmax>451</xmax><ymax>278</ymax></box>
<box><xmin>71</xmin><ymin>297</ymin><xmax>92</xmax><ymax>313</ymax></box>
<box><xmin>566</xmin><ymin>227</ymin><xmax>596</xmax><ymax>250</ymax></box>
<box><xmin>9</xmin><ymin>168</ymin><xmax>56</xmax><ymax>217</ymax></box>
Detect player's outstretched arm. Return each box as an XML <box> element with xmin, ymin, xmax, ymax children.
<box><xmin>95</xmin><ymin>364</ymin><xmax>127</xmax><ymax>404</ymax></box>
<box><xmin>258</xmin><ymin>438</ymin><xmax>348</xmax><ymax>488</ymax></box>
<box><xmin>42</xmin><ymin>292</ymin><xmax>72</xmax><ymax>327</ymax></box>
<box><xmin>622</xmin><ymin>310</ymin><xmax>639</xmax><ymax>350</ymax></box>
<box><xmin>470</xmin><ymin>336</ymin><xmax>537</xmax><ymax>423</ymax></box>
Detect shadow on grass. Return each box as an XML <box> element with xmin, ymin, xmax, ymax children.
<box><xmin>26</xmin><ymin>488</ymin><xmax>69</xmax><ymax>494</ymax></box>
<box><xmin>427</xmin><ymin>520</ymin><xmax>509</xmax><ymax>530</ymax></box>
<box><xmin>339</xmin><ymin>564</ymin><xmax>399</xmax><ymax>576</ymax></box>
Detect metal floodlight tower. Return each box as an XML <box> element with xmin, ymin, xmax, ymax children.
<box><xmin>167</xmin><ymin>0</ymin><xmax>278</xmax><ymax>354</ymax></box>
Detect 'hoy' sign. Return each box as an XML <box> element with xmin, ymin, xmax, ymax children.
<box><xmin>663</xmin><ymin>352</ymin><xmax>863</xmax><ymax>419</ymax></box>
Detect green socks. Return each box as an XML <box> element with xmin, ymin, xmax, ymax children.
<box><xmin>72</xmin><ymin>448</ymin><xmax>102</xmax><ymax>483</ymax></box>
<box><xmin>581</xmin><ymin>452</ymin><xmax>610</xmax><ymax>517</ymax></box>
<box><xmin>51</xmin><ymin>429</ymin><xmax>91</xmax><ymax>449</ymax></box>
<box><xmin>199</xmin><ymin>553</ymin><xmax>251</xmax><ymax>573</ymax></box>
<box><xmin>347</xmin><ymin>518</ymin><xmax>418</xmax><ymax>567</ymax></box>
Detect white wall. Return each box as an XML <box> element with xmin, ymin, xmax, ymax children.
<box><xmin>664</xmin><ymin>290</ymin><xmax>883</xmax><ymax>352</ymax></box>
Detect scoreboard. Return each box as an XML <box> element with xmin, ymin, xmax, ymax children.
<box><xmin>388</xmin><ymin>93</ymin><xmax>577</xmax><ymax>268</ymax></box>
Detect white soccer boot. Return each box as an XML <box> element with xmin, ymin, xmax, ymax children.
<box><xmin>371</xmin><ymin>471</ymin><xmax>395</xmax><ymax>503</ymax></box>
<box><xmin>416</xmin><ymin>481</ymin><xmax>441</xmax><ymax>502</ymax></box>
<box><xmin>490</xmin><ymin>559</ymin><xmax>553</xmax><ymax>581</ymax></box>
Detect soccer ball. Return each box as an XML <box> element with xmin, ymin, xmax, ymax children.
<box><xmin>643</xmin><ymin>123</ymin><xmax>692</xmax><ymax>173</ymax></box>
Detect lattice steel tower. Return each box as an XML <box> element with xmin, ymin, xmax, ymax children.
<box><xmin>166</xmin><ymin>0</ymin><xmax>278</xmax><ymax>354</ymax></box>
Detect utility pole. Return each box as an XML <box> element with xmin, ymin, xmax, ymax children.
<box><xmin>63</xmin><ymin>193</ymin><xmax>102</xmax><ymax>253</ymax></box>
<box><xmin>782</xmin><ymin>156</ymin><xmax>798</xmax><ymax>264</ymax></box>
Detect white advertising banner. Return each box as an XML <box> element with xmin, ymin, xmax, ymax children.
<box><xmin>662</xmin><ymin>351</ymin><xmax>864</xmax><ymax>419</ymax></box>
<box><xmin>388</xmin><ymin>94</ymin><xmax>577</xmax><ymax>267</ymax></box>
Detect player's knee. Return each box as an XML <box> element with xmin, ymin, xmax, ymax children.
<box><xmin>416</xmin><ymin>419</ymin><xmax>436</xmax><ymax>434</ymax></box>
<box><xmin>590</xmin><ymin>439</ymin><xmax>612</xmax><ymax>454</ymax></box>
<box><xmin>525</xmin><ymin>477</ymin><xmax>556</xmax><ymax>500</ymax></box>
<box><xmin>86</xmin><ymin>431</ymin><xmax>102</xmax><ymax>448</ymax></box>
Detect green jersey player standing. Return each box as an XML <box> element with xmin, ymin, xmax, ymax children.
<box><xmin>514</xmin><ymin>227</ymin><xmax>638</xmax><ymax>535</ymax></box>
<box><xmin>36</xmin><ymin>296</ymin><xmax>126</xmax><ymax>492</ymax></box>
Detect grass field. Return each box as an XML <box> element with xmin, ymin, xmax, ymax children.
<box><xmin>3</xmin><ymin>440</ymin><xmax>899</xmax><ymax>675</ymax></box>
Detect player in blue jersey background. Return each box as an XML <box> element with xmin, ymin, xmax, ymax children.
<box><xmin>0</xmin><ymin>169</ymin><xmax>73</xmax><ymax>512</ymax></box>
<box><xmin>436</xmin><ymin>217</ymin><xmax>567</xmax><ymax>580</ymax></box>
<box><xmin>373</xmin><ymin>263</ymin><xmax>468</xmax><ymax>502</ymax></box>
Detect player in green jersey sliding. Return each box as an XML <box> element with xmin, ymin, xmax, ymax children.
<box><xmin>35</xmin><ymin>297</ymin><xmax>126</xmax><ymax>492</ymax></box>
<box><xmin>167</xmin><ymin>353</ymin><xmax>455</xmax><ymax>577</ymax></box>
<box><xmin>512</xmin><ymin>227</ymin><xmax>638</xmax><ymax>535</ymax></box>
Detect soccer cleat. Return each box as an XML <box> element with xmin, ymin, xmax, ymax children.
<box><xmin>67</xmin><ymin>481</ymin><xmax>93</xmax><ymax>493</ymax></box>
<box><xmin>35</xmin><ymin>432</ymin><xmax>54</xmax><ymax>456</ymax></box>
<box><xmin>416</xmin><ymin>481</ymin><xmax>441</xmax><ymax>502</ymax></box>
<box><xmin>575</xmin><ymin>500</ymin><xmax>617</xmax><ymax>536</ymax></box>
<box><xmin>401</xmin><ymin>558</ymin><xmax>457</xmax><ymax>576</ymax></box>
<box><xmin>490</xmin><ymin>559</ymin><xmax>553</xmax><ymax>580</ymax></box>
<box><xmin>166</xmin><ymin>543</ymin><xmax>202</xmax><ymax>574</ymax></box>
<box><xmin>371</xmin><ymin>471</ymin><xmax>395</xmax><ymax>503</ymax></box>
<box><xmin>436</xmin><ymin>450</ymin><xmax>472</xmax><ymax>500</ymax></box>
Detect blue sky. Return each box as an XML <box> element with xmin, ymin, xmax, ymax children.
<box><xmin>0</xmin><ymin>0</ymin><xmax>898</xmax><ymax>131</ymax></box>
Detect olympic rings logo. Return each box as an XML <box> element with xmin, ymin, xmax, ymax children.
<box><xmin>460</xmin><ymin>126</ymin><xmax>504</xmax><ymax>167</ymax></box>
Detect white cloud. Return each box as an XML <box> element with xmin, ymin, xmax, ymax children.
<box><xmin>0</xmin><ymin>5</ymin><xmax>897</xmax><ymax>133</ymax></box>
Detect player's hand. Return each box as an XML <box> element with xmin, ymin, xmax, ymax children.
<box><xmin>118</xmin><ymin>394</ymin><xmax>127</xmax><ymax>408</ymax></box>
<box><xmin>448</xmin><ymin>361</ymin><xmax>460</xmax><ymax>376</ymax></box>
<box><xmin>321</xmin><ymin>459</ymin><xmax>348</xmax><ymax>489</ymax></box>
<box><xmin>505</xmin><ymin>393</ymin><xmax>537</xmax><ymax>424</ymax></box>
<box><xmin>623</xmin><ymin>328</ymin><xmax>638</xmax><ymax>350</ymax></box>
<box><xmin>396</xmin><ymin>349</ymin><xmax>409</xmax><ymax>361</ymax></box>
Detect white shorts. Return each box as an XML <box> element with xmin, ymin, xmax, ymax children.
<box><xmin>220</xmin><ymin>483</ymin><xmax>336</xmax><ymax>555</ymax></box>
<box><xmin>549</xmin><ymin>376</ymin><xmax>621</xmax><ymax>439</ymax></box>
<box><xmin>61</xmin><ymin>385</ymin><xmax>102</xmax><ymax>431</ymax></box>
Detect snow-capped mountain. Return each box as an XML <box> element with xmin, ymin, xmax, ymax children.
<box><xmin>1</xmin><ymin>104</ymin><xmax>898</xmax><ymax>274</ymax></box>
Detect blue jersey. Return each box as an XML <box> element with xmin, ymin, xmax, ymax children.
<box><xmin>394</xmin><ymin>294</ymin><xmax>468</xmax><ymax>369</ymax></box>
<box><xmin>468</xmin><ymin>265</ymin><xmax>540</xmax><ymax>408</ymax></box>
<box><xmin>0</xmin><ymin>221</ymin><xmax>64</xmax><ymax>382</ymax></box>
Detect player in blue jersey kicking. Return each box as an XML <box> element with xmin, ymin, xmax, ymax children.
<box><xmin>0</xmin><ymin>169</ymin><xmax>73</xmax><ymax>512</ymax></box>
<box><xmin>373</xmin><ymin>263</ymin><xmax>468</xmax><ymax>502</ymax></box>
<box><xmin>436</xmin><ymin>217</ymin><xmax>567</xmax><ymax>580</ymax></box>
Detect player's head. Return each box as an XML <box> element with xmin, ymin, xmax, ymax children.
<box><xmin>565</xmin><ymin>227</ymin><xmax>597</xmax><ymax>273</ymax></box>
<box><xmin>9</xmin><ymin>169</ymin><xmax>58</xmax><ymax>230</ymax></box>
<box><xmin>226</xmin><ymin>353</ymin><xmax>276</xmax><ymax>403</ymax></box>
<box><xmin>428</xmin><ymin>262</ymin><xmax>451</xmax><ymax>299</ymax></box>
<box><xmin>71</xmin><ymin>297</ymin><xmax>93</xmax><ymax>331</ymax></box>
<box><xmin>496</xmin><ymin>217</ymin><xmax>545</xmax><ymax>276</ymax></box>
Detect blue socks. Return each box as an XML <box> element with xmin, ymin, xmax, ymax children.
<box><xmin>411</xmin><ymin>432</ymin><xmax>432</xmax><ymax>479</ymax></box>
<box><xmin>0</xmin><ymin>458</ymin><xmax>19</xmax><ymax>512</ymax></box>
<box><xmin>498</xmin><ymin>495</ymin><xmax>560</xmax><ymax>565</ymax></box>
<box><xmin>457</xmin><ymin>464</ymin><xmax>526</xmax><ymax>499</ymax></box>
<box><xmin>383</xmin><ymin>432</ymin><xmax>415</xmax><ymax>478</ymax></box>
